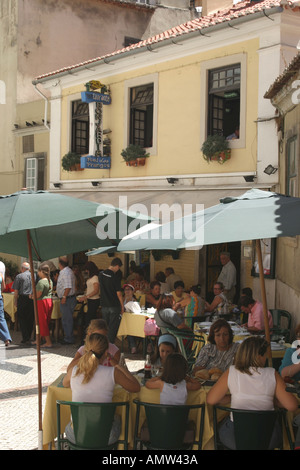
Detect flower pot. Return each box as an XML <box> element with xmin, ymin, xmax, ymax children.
<box><xmin>218</xmin><ymin>149</ymin><xmax>231</xmax><ymax>164</ymax></box>
<box><xmin>75</xmin><ymin>163</ymin><xmax>84</xmax><ymax>171</ymax></box>
<box><xmin>136</xmin><ymin>157</ymin><xmax>146</xmax><ymax>166</ymax></box>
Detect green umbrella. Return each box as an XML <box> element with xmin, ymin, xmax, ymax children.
<box><xmin>0</xmin><ymin>190</ymin><xmax>150</xmax><ymax>449</ymax></box>
<box><xmin>118</xmin><ymin>189</ymin><xmax>300</xmax><ymax>250</ymax></box>
<box><xmin>118</xmin><ymin>189</ymin><xmax>300</xmax><ymax>365</ymax></box>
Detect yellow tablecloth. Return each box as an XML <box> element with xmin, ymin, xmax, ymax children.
<box><xmin>3</xmin><ymin>293</ymin><xmax>17</xmax><ymax>322</ymax></box>
<box><xmin>43</xmin><ymin>373</ymin><xmax>214</xmax><ymax>450</ymax></box>
<box><xmin>117</xmin><ymin>312</ymin><xmax>154</xmax><ymax>340</ymax></box>
<box><xmin>43</xmin><ymin>374</ymin><xmax>131</xmax><ymax>449</ymax></box>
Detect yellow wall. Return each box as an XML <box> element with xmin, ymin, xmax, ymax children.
<box><xmin>60</xmin><ymin>38</ymin><xmax>259</xmax><ymax>180</ymax></box>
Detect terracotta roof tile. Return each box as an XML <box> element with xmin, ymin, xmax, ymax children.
<box><xmin>264</xmin><ymin>52</ymin><xmax>300</xmax><ymax>98</ymax></box>
<box><xmin>35</xmin><ymin>1</ymin><xmax>290</xmax><ymax>82</ymax></box>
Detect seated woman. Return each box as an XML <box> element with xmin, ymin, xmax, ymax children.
<box><xmin>63</xmin><ymin>332</ymin><xmax>140</xmax><ymax>445</ymax></box>
<box><xmin>145</xmin><ymin>281</ymin><xmax>161</xmax><ymax>309</ymax></box>
<box><xmin>174</xmin><ymin>285</ymin><xmax>205</xmax><ymax>328</ymax></box>
<box><xmin>67</xmin><ymin>319</ymin><xmax>120</xmax><ymax>371</ymax></box>
<box><xmin>207</xmin><ymin>336</ymin><xmax>298</xmax><ymax>450</ymax></box>
<box><xmin>193</xmin><ymin>319</ymin><xmax>239</xmax><ymax>375</ymax></box>
<box><xmin>204</xmin><ymin>282</ymin><xmax>228</xmax><ymax>318</ymax></box>
<box><xmin>146</xmin><ymin>353</ymin><xmax>201</xmax><ymax>403</ymax></box>
<box><xmin>279</xmin><ymin>323</ymin><xmax>300</xmax><ymax>449</ymax></box>
<box><xmin>172</xmin><ymin>281</ymin><xmax>189</xmax><ymax>304</ymax></box>
<box><xmin>154</xmin><ymin>294</ymin><xmax>191</xmax><ymax>335</ymax></box>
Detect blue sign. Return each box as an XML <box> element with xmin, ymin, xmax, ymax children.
<box><xmin>80</xmin><ymin>155</ymin><xmax>111</xmax><ymax>169</ymax></box>
<box><xmin>81</xmin><ymin>91</ymin><xmax>111</xmax><ymax>105</ymax></box>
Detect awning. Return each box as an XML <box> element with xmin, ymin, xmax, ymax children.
<box><xmin>58</xmin><ymin>187</ymin><xmax>249</xmax><ymax>222</ymax></box>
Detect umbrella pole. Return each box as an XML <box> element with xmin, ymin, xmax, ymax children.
<box><xmin>255</xmin><ymin>239</ymin><xmax>272</xmax><ymax>367</ymax></box>
<box><xmin>26</xmin><ymin>230</ymin><xmax>43</xmax><ymax>449</ymax></box>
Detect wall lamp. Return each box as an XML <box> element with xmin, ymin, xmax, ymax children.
<box><xmin>243</xmin><ymin>175</ymin><xmax>255</xmax><ymax>182</ymax></box>
<box><xmin>263</xmin><ymin>165</ymin><xmax>278</xmax><ymax>175</ymax></box>
<box><xmin>167</xmin><ymin>178</ymin><xmax>179</xmax><ymax>185</ymax></box>
<box><xmin>91</xmin><ymin>181</ymin><xmax>101</xmax><ymax>187</ymax></box>
<box><xmin>53</xmin><ymin>182</ymin><xmax>62</xmax><ymax>188</ymax></box>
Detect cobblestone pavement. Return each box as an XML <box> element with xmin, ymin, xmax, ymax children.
<box><xmin>0</xmin><ymin>330</ymin><xmax>144</xmax><ymax>450</ymax></box>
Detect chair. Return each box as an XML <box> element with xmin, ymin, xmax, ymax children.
<box><xmin>56</xmin><ymin>400</ymin><xmax>129</xmax><ymax>450</ymax></box>
<box><xmin>269</xmin><ymin>309</ymin><xmax>292</xmax><ymax>342</ymax></box>
<box><xmin>133</xmin><ymin>399</ymin><xmax>205</xmax><ymax>450</ymax></box>
<box><xmin>166</xmin><ymin>327</ymin><xmax>206</xmax><ymax>373</ymax></box>
<box><xmin>213</xmin><ymin>405</ymin><xmax>292</xmax><ymax>450</ymax></box>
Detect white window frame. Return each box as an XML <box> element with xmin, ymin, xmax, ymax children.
<box><xmin>24</xmin><ymin>153</ymin><xmax>45</xmax><ymax>191</ymax></box>
<box><xmin>25</xmin><ymin>157</ymin><xmax>38</xmax><ymax>191</ymax></box>
<box><xmin>124</xmin><ymin>73</ymin><xmax>158</xmax><ymax>156</ymax></box>
<box><xmin>200</xmin><ymin>53</ymin><xmax>247</xmax><ymax>150</ymax></box>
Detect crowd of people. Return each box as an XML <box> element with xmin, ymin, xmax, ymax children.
<box><xmin>1</xmin><ymin>253</ymin><xmax>299</xmax><ymax>450</ymax></box>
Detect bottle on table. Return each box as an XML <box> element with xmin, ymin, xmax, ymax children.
<box><xmin>144</xmin><ymin>354</ymin><xmax>152</xmax><ymax>380</ymax></box>
<box><xmin>119</xmin><ymin>352</ymin><xmax>126</xmax><ymax>368</ymax></box>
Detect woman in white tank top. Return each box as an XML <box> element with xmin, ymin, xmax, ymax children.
<box><xmin>207</xmin><ymin>336</ymin><xmax>298</xmax><ymax>449</ymax></box>
<box><xmin>62</xmin><ymin>333</ymin><xmax>140</xmax><ymax>445</ymax></box>
<box><xmin>146</xmin><ymin>353</ymin><xmax>201</xmax><ymax>404</ymax></box>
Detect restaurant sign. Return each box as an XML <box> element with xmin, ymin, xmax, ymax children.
<box><xmin>81</xmin><ymin>91</ymin><xmax>111</xmax><ymax>105</ymax></box>
<box><xmin>80</xmin><ymin>155</ymin><xmax>111</xmax><ymax>169</ymax></box>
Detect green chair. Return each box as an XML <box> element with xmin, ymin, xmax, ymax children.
<box><xmin>56</xmin><ymin>400</ymin><xmax>129</xmax><ymax>450</ymax></box>
<box><xmin>133</xmin><ymin>399</ymin><xmax>205</xmax><ymax>450</ymax></box>
<box><xmin>269</xmin><ymin>309</ymin><xmax>292</xmax><ymax>342</ymax></box>
<box><xmin>166</xmin><ymin>327</ymin><xmax>206</xmax><ymax>373</ymax></box>
<box><xmin>213</xmin><ymin>405</ymin><xmax>293</xmax><ymax>450</ymax></box>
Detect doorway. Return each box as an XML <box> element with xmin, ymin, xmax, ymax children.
<box><xmin>205</xmin><ymin>242</ymin><xmax>241</xmax><ymax>304</ymax></box>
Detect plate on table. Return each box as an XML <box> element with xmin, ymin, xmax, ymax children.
<box><xmin>198</xmin><ymin>321</ymin><xmax>212</xmax><ymax>327</ymax></box>
<box><xmin>270</xmin><ymin>342</ymin><xmax>286</xmax><ymax>350</ymax></box>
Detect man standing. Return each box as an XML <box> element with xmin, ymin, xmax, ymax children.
<box><xmin>165</xmin><ymin>267</ymin><xmax>182</xmax><ymax>292</ymax></box>
<box><xmin>99</xmin><ymin>257</ymin><xmax>124</xmax><ymax>343</ymax></box>
<box><xmin>217</xmin><ymin>252</ymin><xmax>236</xmax><ymax>302</ymax></box>
<box><xmin>56</xmin><ymin>256</ymin><xmax>76</xmax><ymax>344</ymax></box>
<box><xmin>13</xmin><ymin>262</ymin><xmax>34</xmax><ymax>344</ymax></box>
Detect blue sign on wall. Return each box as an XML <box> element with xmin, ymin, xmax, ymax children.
<box><xmin>80</xmin><ymin>155</ymin><xmax>111</xmax><ymax>169</ymax></box>
<box><xmin>81</xmin><ymin>91</ymin><xmax>111</xmax><ymax>105</ymax></box>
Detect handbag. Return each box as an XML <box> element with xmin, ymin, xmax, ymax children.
<box><xmin>144</xmin><ymin>318</ymin><xmax>160</xmax><ymax>336</ymax></box>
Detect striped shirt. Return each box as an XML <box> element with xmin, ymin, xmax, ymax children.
<box><xmin>56</xmin><ymin>266</ymin><xmax>76</xmax><ymax>298</ymax></box>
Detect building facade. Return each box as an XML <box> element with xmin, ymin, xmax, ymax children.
<box><xmin>265</xmin><ymin>52</ymin><xmax>300</xmax><ymax>330</ymax></box>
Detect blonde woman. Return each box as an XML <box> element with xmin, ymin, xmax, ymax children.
<box><xmin>63</xmin><ymin>333</ymin><xmax>140</xmax><ymax>445</ymax></box>
<box><xmin>31</xmin><ymin>264</ymin><xmax>53</xmax><ymax>348</ymax></box>
<box><xmin>207</xmin><ymin>336</ymin><xmax>298</xmax><ymax>449</ymax></box>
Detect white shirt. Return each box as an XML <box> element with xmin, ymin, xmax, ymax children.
<box><xmin>86</xmin><ymin>275</ymin><xmax>100</xmax><ymax>299</ymax></box>
<box><xmin>160</xmin><ymin>380</ymin><xmax>187</xmax><ymax>405</ymax></box>
<box><xmin>217</xmin><ymin>260</ymin><xmax>236</xmax><ymax>291</ymax></box>
<box><xmin>228</xmin><ymin>365</ymin><xmax>276</xmax><ymax>414</ymax></box>
<box><xmin>71</xmin><ymin>364</ymin><xmax>115</xmax><ymax>403</ymax></box>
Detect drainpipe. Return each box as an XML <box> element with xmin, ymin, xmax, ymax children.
<box><xmin>33</xmin><ymin>84</ymin><xmax>50</xmax><ymax>130</ymax></box>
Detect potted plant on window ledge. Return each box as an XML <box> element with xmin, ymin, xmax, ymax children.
<box><xmin>201</xmin><ymin>134</ymin><xmax>231</xmax><ymax>164</ymax></box>
<box><xmin>121</xmin><ymin>144</ymin><xmax>150</xmax><ymax>167</ymax></box>
<box><xmin>61</xmin><ymin>152</ymin><xmax>83</xmax><ymax>171</ymax></box>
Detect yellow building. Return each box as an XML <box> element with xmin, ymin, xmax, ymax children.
<box><xmin>34</xmin><ymin>1</ymin><xmax>300</xmax><ymax>302</ymax></box>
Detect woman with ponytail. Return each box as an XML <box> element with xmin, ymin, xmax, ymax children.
<box><xmin>31</xmin><ymin>264</ymin><xmax>53</xmax><ymax>348</ymax></box>
<box><xmin>63</xmin><ymin>333</ymin><xmax>140</xmax><ymax>445</ymax></box>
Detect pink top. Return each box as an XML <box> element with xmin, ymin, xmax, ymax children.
<box><xmin>247</xmin><ymin>300</ymin><xmax>273</xmax><ymax>331</ymax></box>
<box><xmin>77</xmin><ymin>342</ymin><xmax>119</xmax><ymax>367</ymax></box>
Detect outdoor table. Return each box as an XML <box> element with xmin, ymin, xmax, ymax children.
<box><xmin>43</xmin><ymin>373</ymin><xmax>217</xmax><ymax>450</ymax></box>
<box><xmin>3</xmin><ymin>292</ymin><xmax>17</xmax><ymax>323</ymax></box>
<box><xmin>117</xmin><ymin>311</ymin><xmax>156</xmax><ymax>353</ymax></box>
<box><xmin>193</xmin><ymin>322</ymin><xmax>289</xmax><ymax>362</ymax></box>
<box><xmin>42</xmin><ymin>373</ymin><xmax>131</xmax><ymax>449</ymax></box>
